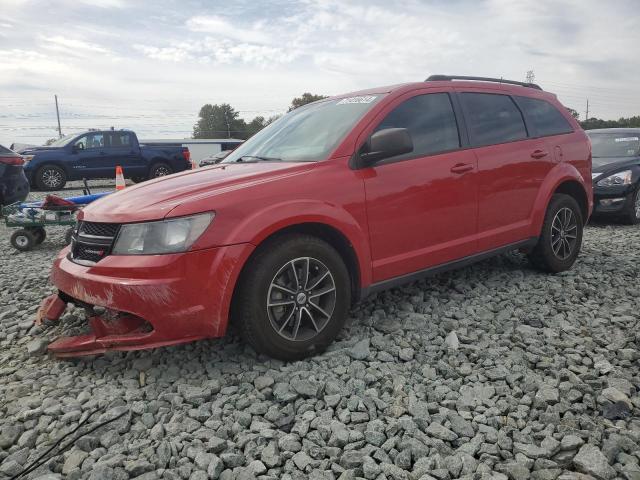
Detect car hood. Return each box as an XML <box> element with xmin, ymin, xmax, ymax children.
<box><xmin>80</xmin><ymin>161</ymin><xmax>315</xmax><ymax>223</ymax></box>
<box><xmin>592</xmin><ymin>156</ymin><xmax>640</xmax><ymax>173</ymax></box>
<box><xmin>20</xmin><ymin>146</ymin><xmax>62</xmax><ymax>154</ymax></box>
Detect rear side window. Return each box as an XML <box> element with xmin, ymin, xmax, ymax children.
<box><xmin>461</xmin><ymin>93</ymin><xmax>527</xmax><ymax>147</ymax></box>
<box><xmin>374</xmin><ymin>93</ymin><xmax>460</xmax><ymax>160</ymax></box>
<box><xmin>109</xmin><ymin>132</ymin><xmax>132</xmax><ymax>147</ymax></box>
<box><xmin>0</xmin><ymin>145</ymin><xmax>15</xmax><ymax>154</ymax></box>
<box><xmin>516</xmin><ymin>97</ymin><xmax>573</xmax><ymax>137</ymax></box>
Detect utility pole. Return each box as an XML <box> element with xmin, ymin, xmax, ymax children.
<box><xmin>525</xmin><ymin>70</ymin><xmax>535</xmax><ymax>84</ymax></box>
<box><xmin>585</xmin><ymin>99</ymin><xmax>589</xmax><ymax>121</ymax></box>
<box><xmin>54</xmin><ymin>94</ymin><xmax>62</xmax><ymax>138</ymax></box>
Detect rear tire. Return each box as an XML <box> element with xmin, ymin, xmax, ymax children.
<box><xmin>11</xmin><ymin>229</ymin><xmax>36</xmax><ymax>252</ymax></box>
<box><xmin>130</xmin><ymin>176</ymin><xmax>146</xmax><ymax>184</ymax></box>
<box><xmin>622</xmin><ymin>188</ymin><xmax>640</xmax><ymax>225</ymax></box>
<box><xmin>148</xmin><ymin>163</ymin><xmax>172</xmax><ymax>179</ymax></box>
<box><xmin>234</xmin><ymin>234</ymin><xmax>351</xmax><ymax>361</ymax></box>
<box><xmin>528</xmin><ymin>194</ymin><xmax>583</xmax><ymax>273</ymax></box>
<box><xmin>35</xmin><ymin>165</ymin><xmax>66</xmax><ymax>191</ymax></box>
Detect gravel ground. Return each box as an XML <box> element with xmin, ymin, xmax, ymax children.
<box><xmin>1</xmin><ymin>180</ymin><xmax>640</xmax><ymax>480</ymax></box>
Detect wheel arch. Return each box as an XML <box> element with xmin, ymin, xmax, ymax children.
<box><xmin>232</xmin><ymin>222</ymin><xmax>364</xmax><ymax>310</ymax></box>
<box><xmin>553</xmin><ymin>179</ymin><xmax>589</xmax><ymax>222</ymax></box>
<box><xmin>529</xmin><ymin>164</ymin><xmax>591</xmax><ymax>237</ymax></box>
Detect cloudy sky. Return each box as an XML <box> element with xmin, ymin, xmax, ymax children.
<box><xmin>2</xmin><ymin>0</ymin><xmax>639</xmax><ymax>146</ymax></box>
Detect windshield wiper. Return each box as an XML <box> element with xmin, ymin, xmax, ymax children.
<box><xmin>236</xmin><ymin>155</ymin><xmax>282</xmax><ymax>163</ymax></box>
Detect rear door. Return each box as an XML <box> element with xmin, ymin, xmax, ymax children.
<box><xmin>458</xmin><ymin>91</ymin><xmax>552</xmax><ymax>251</ymax></box>
<box><xmin>105</xmin><ymin>132</ymin><xmax>145</xmax><ymax>176</ymax></box>
<box><xmin>362</xmin><ymin>90</ymin><xmax>478</xmax><ymax>283</ymax></box>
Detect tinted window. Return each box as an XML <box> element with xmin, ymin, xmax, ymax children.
<box><xmin>109</xmin><ymin>132</ymin><xmax>132</xmax><ymax>147</ymax></box>
<box><xmin>75</xmin><ymin>133</ymin><xmax>104</xmax><ymax>150</ymax></box>
<box><xmin>461</xmin><ymin>93</ymin><xmax>527</xmax><ymax>146</ymax></box>
<box><xmin>588</xmin><ymin>133</ymin><xmax>640</xmax><ymax>158</ymax></box>
<box><xmin>0</xmin><ymin>145</ymin><xmax>15</xmax><ymax>155</ymax></box>
<box><xmin>516</xmin><ymin>97</ymin><xmax>573</xmax><ymax>137</ymax></box>
<box><xmin>374</xmin><ymin>93</ymin><xmax>459</xmax><ymax>159</ymax></box>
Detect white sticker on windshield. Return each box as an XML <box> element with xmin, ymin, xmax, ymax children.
<box><xmin>614</xmin><ymin>137</ymin><xmax>639</xmax><ymax>142</ymax></box>
<box><xmin>336</xmin><ymin>95</ymin><xmax>377</xmax><ymax>105</ymax></box>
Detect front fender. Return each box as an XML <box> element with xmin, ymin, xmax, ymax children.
<box><xmin>529</xmin><ymin>163</ymin><xmax>591</xmax><ymax>237</ymax></box>
<box><xmin>194</xmin><ymin>199</ymin><xmax>373</xmax><ymax>288</ymax></box>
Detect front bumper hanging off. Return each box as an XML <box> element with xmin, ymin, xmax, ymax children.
<box><xmin>35</xmin><ymin>243</ymin><xmax>253</xmax><ymax>358</ymax></box>
<box><xmin>36</xmin><ymin>293</ymin><xmax>165</xmax><ymax>358</ymax></box>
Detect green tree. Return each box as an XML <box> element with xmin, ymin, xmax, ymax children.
<box><xmin>580</xmin><ymin>115</ymin><xmax>640</xmax><ymax>130</ymax></box>
<box><xmin>566</xmin><ymin>108</ymin><xmax>580</xmax><ymax>120</ymax></box>
<box><xmin>288</xmin><ymin>93</ymin><xmax>328</xmax><ymax>112</ymax></box>
<box><xmin>193</xmin><ymin>103</ymin><xmax>247</xmax><ymax>139</ymax></box>
<box><xmin>244</xmin><ymin>114</ymin><xmax>282</xmax><ymax>138</ymax></box>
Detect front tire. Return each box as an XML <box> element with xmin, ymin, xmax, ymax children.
<box><xmin>528</xmin><ymin>194</ymin><xmax>583</xmax><ymax>273</ymax></box>
<box><xmin>234</xmin><ymin>234</ymin><xmax>351</xmax><ymax>361</ymax></box>
<box><xmin>35</xmin><ymin>165</ymin><xmax>66</xmax><ymax>191</ymax></box>
<box><xmin>622</xmin><ymin>188</ymin><xmax>640</xmax><ymax>225</ymax></box>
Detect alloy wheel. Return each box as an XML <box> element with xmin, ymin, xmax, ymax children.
<box><xmin>551</xmin><ymin>207</ymin><xmax>578</xmax><ymax>260</ymax></box>
<box><xmin>267</xmin><ymin>257</ymin><xmax>337</xmax><ymax>342</ymax></box>
<box><xmin>42</xmin><ymin>168</ymin><xmax>63</xmax><ymax>188</ymax></box>
<box><xmin>154</xmin><ymin>166</ymin><xmax>170</xmax><ymax>177</ymax></box>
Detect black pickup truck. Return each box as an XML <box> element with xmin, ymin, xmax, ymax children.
<box><xmin>20</xmin><ymin>129</ymin><xmax>192</xmax><ymax>190</ymax></box>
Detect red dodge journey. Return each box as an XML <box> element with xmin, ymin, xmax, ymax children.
<box><xmin>38</xmin><ymin>75</ymin><xmax>592</xmax><ymax>360</ymax></box>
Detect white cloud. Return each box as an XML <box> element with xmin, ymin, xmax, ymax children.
<box><xmin>39</xmin><ymin>35</ymin><xmax>114</xmax><ymax>56</ymax></box>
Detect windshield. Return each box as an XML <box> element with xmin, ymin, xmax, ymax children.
<box><xmin>48</xmin><ymin>134</ymin><xmax>78</xmax><ymax>147</ymax></box>
<box><xmin>588</xmin><ymin>132</ymin><xmax>640</xmax><ymax>158</ymax></box>
<box><xmin>222</xmin><ymin>95</ymin><xmax>385</xmax><ymax>163</ymax></box>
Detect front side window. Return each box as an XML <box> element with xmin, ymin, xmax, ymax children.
<box><xmin>461</xmin><ymin>93</ymin><xmax>527</xmax><ymax>147</ymax></box>
<box><xmin>516</xmin><ymin>96</ymin><xmax>573</xmax><ymax>137</ymax></box>
<box><xmin>222</xmin><ymin>94</ymin><xmax>385</xmax><ymax>163</ymax></box>
<box><xmin>587</xmin><ymin>133</ymin><xmax>640</xmax><ymax>158</ymax></box>
<box><xmin>373</xmin><ymin>93</ymin><xmax>460</xmax><ymax>160</ymax></box>
<box><xmin>76</xmin><ymin>133</ymin><xmax>104</xmax><ymax>150</ymax></box>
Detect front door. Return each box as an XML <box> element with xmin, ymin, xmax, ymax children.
<box><xmin>362</xmin><ymin>91</ymin><xmax>478</xmax><ymax>283</ymax></box>
<box><xmin>72</xmin><ymin>132</ymin><xmax>113</xmax><ymax>179</ymax></box>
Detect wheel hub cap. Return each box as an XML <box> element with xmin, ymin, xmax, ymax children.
<box><xmin>551</xmin><ymin>207</ymin><xmax>578</xmax><ymax>260</ymax></box>
<box><xmin>267</xmin><ymin>257</ymin><xmax>337</xmax><ymax>342</ymax></box>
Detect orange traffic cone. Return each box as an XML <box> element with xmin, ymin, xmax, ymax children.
<box><xmin>115</xmin><ymin>165</ymin><xmax>126</xmax><ymax>190</ymax></box>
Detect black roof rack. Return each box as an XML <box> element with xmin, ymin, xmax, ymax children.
<box><xmin>426</xmin><ymin>75</ymin><xmax>542</xmax><ymax>90</ymax></box>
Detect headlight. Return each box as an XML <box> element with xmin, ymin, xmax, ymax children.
<box><xmin>112</xmin><ymin>212</ymin><xmax>214</xmax><ymax>255</ymax></box>
<box><xmin>596</xmin><ymin>170</ymin><xmax>632</xmax><ymax>187</ymax></box>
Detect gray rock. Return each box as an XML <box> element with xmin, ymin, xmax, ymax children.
<box><xmin>0</xmin><ymin>425</ymin><xmax>23</xmax><ymax>449</ymax></box>
<box><xmin>426</xmin><ymin>422</ymin><xmax>458</xmax><ymax>442</ymax></box>
<box><xmin>27</xmin><ymin>337</ymin><xmax>48</xmax><ymax>356</ymax></box>
<box><xmin>349</xmin><ymin>338</ymin><xmax>370</xmax><ymax>360</ymax></box>
<box><xmin>261</xmin><ymin>441</ymin><xmax>281</xmax><ymax>468</ymax></box>
<box><xmin>254</xmin><ymin>375</ymin><xmax>274</xmax><ymax>390</ymax></box>
<box><xmin>445</xmin><ymin>331</ymin><xmax>459</xmax><ymax>350</ymax></box>
<box><xmin>207</xmin><ymin>455</ymin><xmax>224</xmax><ymax>479</ymax></box>
<box><xmin>573</xmin><ymin>444</ymin><xmax>616</xmax><ymax>480</ymax></box>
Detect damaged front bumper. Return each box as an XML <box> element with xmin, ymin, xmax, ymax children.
<box><xmin>38</xmin><ymin>244</ymin><xmax>253</xmax><ymax>357</ymax></box>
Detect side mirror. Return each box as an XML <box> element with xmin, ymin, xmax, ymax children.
<box><xmin>359</xmin><ymin>128</ymin><xmax>413</xmax><ymax>166</ymax></box>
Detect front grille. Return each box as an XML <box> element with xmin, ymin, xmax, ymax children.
<box><xmin>71</xmin><ymin>221</ymin><xmax>120</xmax><ymax>264</ymax></box>
<box><xmin>79</xmin><ymin>221</ymin><xmax>119</xmax><ymax>237</ymax></box>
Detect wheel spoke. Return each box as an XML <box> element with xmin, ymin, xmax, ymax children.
<box><xmin>309</xmin><ymin>301</ymin><xmax>330</xmax><ymax>319</ymax></box>
<box><xmin>302</xmin><ymin>258</ymin><xmax>310</xmax><ymax>289</ymax></box>
<box><xmin>309</xmin><ymin>285</ymin><xmax>335</xmax><ymax>299</ymax></box>
<box><xmin>268</xmin><ymin>299</ymin><xmax>295</xmax><ymax>308</ymax></box>
<box><xmin>278</xmin><ymin>308</ymin><xmax>295</xmax><ymax>333</ymax></box>
<box><xmin>289</xmin><ymin>261</ymin><xmax>300</xmax><ymax>289</ymax></box>
<box><xmin>272</xmin><ymin>283</ymin><xmax>296</xmax><ymax>295</ymax></box>
<box><xmin>307</xmin><ymin>270</ymin><xmax>329</xmax><ymax>291</ymax></box>
<box><xmin>291</xmin><ymin>308</ymin><xmax>303</xmax><ymax>339</ymax></box>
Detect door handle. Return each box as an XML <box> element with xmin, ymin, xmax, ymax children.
<box><xmin>531</xmin><ymin>149</ymin><xmax>548</xmax><ymax>159</ymax></box>
<box><xmin>450</xmin><ymin>163</ymin><xmax>474</xmax><ymax>174</ymax></box>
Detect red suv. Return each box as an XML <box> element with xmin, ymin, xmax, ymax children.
<box><xmin>39</xmin><ymin>75</ymin><xmax>592</xmax><ymax>360</ymax></box>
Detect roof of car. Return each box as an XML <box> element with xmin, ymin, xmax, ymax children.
<box><xmin>330</xmin><ymin>79</ymin><xmax>555</xmax><ymax>102</ymax></box>
<box><xmin>585</xmin><ymin>128</ymin><xmax>640</xmax><ymax>134</ymax></box>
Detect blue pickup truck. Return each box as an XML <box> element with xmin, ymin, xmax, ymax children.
<box><xmin>19</xmin><ymin>129</ymin><xmax>192</xmax><ymax>190</ymax></box>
